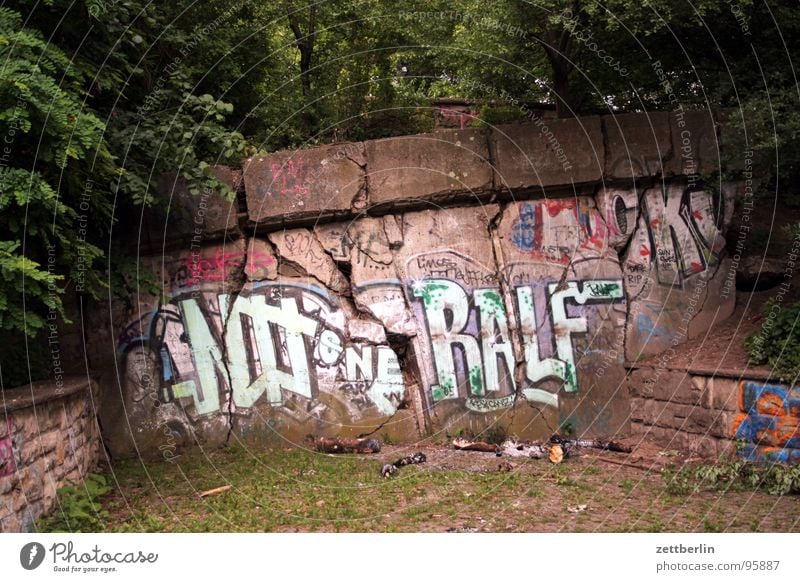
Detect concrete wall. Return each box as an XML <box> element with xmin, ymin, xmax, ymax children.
<box><xmin>0</xmin><ymin>378</ymin><xmax>101</xmax><ymax>532</ymax></box>
<box><xmin>92</xmin><ymin>111</ymin><xmax>743</xmax><ymax>456</ymax></box>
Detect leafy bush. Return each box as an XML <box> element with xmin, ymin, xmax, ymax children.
<box><xmin>663</xmin><ymin>460</ymin><xmax>800</xmax><ymax>496</ymax></box>
<box><xmin>40</xmin><ymin>473</ymin><xmax>112</xmax><ymax>532</ymax></box>
<box><xmin>745</xmin><ymin>298</ymin><xmax>800</xmax><ymax>383</ymax></box>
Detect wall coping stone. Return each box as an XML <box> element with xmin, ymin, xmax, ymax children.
<box><xmin>1</xmin><ymin>377</ymin><xmax>96</xmax><ymax>412</ymax></box>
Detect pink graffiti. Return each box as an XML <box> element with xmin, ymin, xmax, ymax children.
<box><xmin>270</xmin><ymin>160</ymin><xmax>310</xmax><ymax>197</ymax></box>
<box><xmin>174</xmin><ymin>249</ymin><xmax>275</xmax><ymax>289</ymax></box>
<box><xmin>0</xmin><ymin>417</ymin><xmax>15</xmax><ymax>477</ymax></box>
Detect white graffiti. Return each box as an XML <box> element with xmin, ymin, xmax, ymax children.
<box><xmin>412</xmin><ymin>279</ymin><xmax>624</xmax><ymax>407</ymax></box>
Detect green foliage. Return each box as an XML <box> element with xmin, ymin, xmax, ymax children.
<box><xmin>0</xmin><ymin>6</ymin><xmax>113</xmax><ymax>338</ymax></box>
<box><xmin>745</xmin><ymin>299</ymin><xmax>800</xmax><ymax>383</ymax></box>
<box><xmin>663</xmin><ymin>460</ymin><xmax>800</xmax><ymax>496</ymax></box>
<box><xmin>41</xmin><ymin>473</ymin><xmax>112</xmax><ymax>532</ymax></box>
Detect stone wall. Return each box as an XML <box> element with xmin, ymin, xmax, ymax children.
<box><xmin>628</xmin><ymin>365</ymin><xmax>800</xmax><ymax>464</ymax></box>
<box><xmin>90</xmin><ymin>111</ymin><xmax>744</xmax><ymax>456</ymax></box>
<box><xmin>0</xmin><ymin>378</ymin><xmax>101</xmax><ymax>532</ymax></box>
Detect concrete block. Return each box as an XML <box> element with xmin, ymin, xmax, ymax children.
<box><xmin>668</xmin><ymin>109</ymin><xmax>719</xmax><ymax>176</ymax></box>
<box><xmin>490</xmin><ymin>116</ymin><xmax>604</xmax><ymax>190</ymax></box>
<box><xmin>244</xmin><ymin>142</ymin><xmax>366</xmax><ymax>227</ymax></box>
<box><xmin>604</xmin><ymin>112</ymin><xmax>673</xmax><ymax>179</ymax></box>
<box><xmin>365</xmin><ymin>128</ymin><xmax>493</xmax><ymax>207</ymax></box>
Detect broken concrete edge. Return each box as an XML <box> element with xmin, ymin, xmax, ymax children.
<box><xmin>1</xmin><ymin>377</ymin><xmax>98</xmax><ymax>412</ymax></box>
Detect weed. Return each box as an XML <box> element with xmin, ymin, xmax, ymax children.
<box><xmin>40</xmin><ymin>473</ymin><xmax>112</xmax><ymax>532</ymax></box>
<box><xmin>664</xmin><ymin>460</ymin><xmax>800</xmax><ymax>496</ymax></box>
<box><xmin>619</xmin><ymin>479</ymin><xmax>635</xmax><ymax>494</ymax></box>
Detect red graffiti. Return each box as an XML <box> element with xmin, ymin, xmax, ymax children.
<box><xmin>639</xmin><ymin>244</ymin><xmax>651</xmax><ymax>257</ymax></box>
<box><xmin>270</xmin><ymin>160</ymin><xmax>310</xmax><ymax>197</ymax></box>
<box><xmin>692</xmin><ymin>210</ymin><xmax>704</xmax><ymax>221</ymax></box>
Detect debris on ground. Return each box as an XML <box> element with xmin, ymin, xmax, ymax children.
<box><xmin>315</xmin><ymin>436</ymin><xmax>381</xmax><ymax>454</ymax></box>
<box><xmin>497</xmin><ymin>461</ymin><xmax>516</xmax><ymax>472</ymax></box>
<box><xmin>550</xmin><ymin>435</ymin><xmax>632</xmax><ymax>454</ymax></box>
<box><xmin>454</xmin><ymin>434</ymin><xmax>632</xmax><ymax>462</ymax></box>
<box><xmin>568</xmin><ymin>504</ymin><xmax>588</xmax><ymax>513</ymax></box>
<box><xmin>381</xmin><ymin>452</ymin><xmax>427</xmax><ymax>477</ymax></box>
<box><xmin>199</xmin><ymin>485</ymin><xmax>232</xmax><ymax>498</ymax></box>
<box><xmin>452</xmin><ymin>438</ymin><xmax>499</xmax><ymax>453</ymax></box>
<box><xmin>549</xmin><ymin>444</ymin><xmax>564</xmax><ymax>464</ymax></box>
<box><xmin>446</xmin><ymin>526</ymin><xmax>480</xmax><ymax>533</ymax></box>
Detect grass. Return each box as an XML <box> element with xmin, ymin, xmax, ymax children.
<box><xmin>37</xmin><ymin>445</ymin><xmax>800</xmax><ymax>533</ymax></box>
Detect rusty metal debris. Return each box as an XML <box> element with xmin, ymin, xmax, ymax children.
<box><xmin>381</xmin><ymin>452</ymin><xmax>427</xmax><ymax>477</ymax></box>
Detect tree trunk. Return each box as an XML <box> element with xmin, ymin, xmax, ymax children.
<box><xmin>551</xmin><ymin>58</ymin><xmax>573</xmax><ymax>118</ymax></box>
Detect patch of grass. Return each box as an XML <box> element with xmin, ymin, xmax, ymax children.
<box><xmin>34</xmin><ymin>445</ymin><xmax>800</xmax><ymax>533</ymax></box>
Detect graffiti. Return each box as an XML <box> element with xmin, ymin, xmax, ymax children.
<box><xmin>282</xmin><ymin>231</ymin><xmax>327</xmax><ymax>265</ymax></box>
<box><xmin>411</xmin><ymin>278</ymin><xmax>623</xmax><ymax>408</ymax></box>
<box><xmin>634</xmin><ymin>185</ymin><xmax>725</xmax><ymax>287</ymax></box>
<box><xmin>171</xmin><ymin>249</ymin><xmax>275</xmax><ymax>291</ymax></box>
<box><xmin>0</xmin><ymin>417</ymin><xmax>14</xmax><ymax>477</ymax></box>
<box><xmin>635</xmin><ymin>314</ymin><xmax>674</xmax><ymax>347</ymax></box>
<box><xmin>119</xmin><ymin>283</ymin><xmax>406</xmax><ymax>420</ymax></box>
<box><xmin>321</xmin><ymin>227</ymin><xmax>394</xmax><ymax>269</ymax></box>
<box><xmin>414</xmin><ymin>255</ymin><xmax>496</xmax><ymax>287</ymax></box>
<box><xmin>733</xmin><ymin>381</ymin><xmax>800</xmax><ymax>464</ymax></box>
<box><xmin>339</xmin><ymin>346</ymin><xmax>404</xmax><ymax>415</ymax></box>
<box><xmin>510</xmin><ymin>199</ymin><xmax>608</xmax><ymax>263</ymax></box>
<box><xmin>270</xmin><ymin>159</ymin><xmax>309</xmax><ymax>197</ymax></box>
<box><xmin>466</xmin><ymin>395</ymin><xmax>515</xmax><ymax>412</ymax></box>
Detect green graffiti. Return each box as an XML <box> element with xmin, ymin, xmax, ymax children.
<box><xmin>563</xmin><ymin>361</ymin><xmax>577</xmax><ymax>393</ymax></box>
<box><xmin>591</xmin><ymin>282</ymin><xmax>620</xmax><ymax>297</ymax></box>
<box><xmin>432</xmin><ymin>376</ymin><xmax>455</xmax><ymax>401</ymax></box>
<box><xmin>476</xmin><ymin>289</ymin><xmax>504</xmax><ymax>316</ymax></box>
<box><xmin>469</xmin><ymin>365</ymin><xmax>484</xmax><ymax>396</ymax></box>
<box><xmin>417</xmin><ymin>282</ymin><xmax>450</xmax><ymax>311</ymax></box>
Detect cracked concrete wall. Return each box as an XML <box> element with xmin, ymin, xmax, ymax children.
<box><xmin>98</xmin><ymin>111</ymin><xmax>742</xmax><ymax>456</ymax></box>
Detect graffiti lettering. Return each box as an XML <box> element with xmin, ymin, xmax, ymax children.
<box><xmin>119</xmin><ymin>284</ymin><xmax>407</xmax><ymax>420</ymax></box>
<box><xmin>412</xmin><ymin>278</ymin><xmax>623</xmax><ymax>408</ymax></box>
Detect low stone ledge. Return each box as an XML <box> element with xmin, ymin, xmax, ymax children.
<box><xmin>1</xmin><ymin>377</ymin><xmax>96</xmax><ymax>412</ymax></box>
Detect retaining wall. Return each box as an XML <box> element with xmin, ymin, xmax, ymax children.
<box><xmin>0</xmin><ymin>378</ymin><xmax>101</xmax><ymax>532</ymax></box>
<box><xmin>629</xmin><ymin>365</ymin><xmax>800</xmax><ymax>463</ymax></box>
<box><xmin>90</xmin><ymin>111</ymin><xmax>744</xmax><ymax>456</ymax></box>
